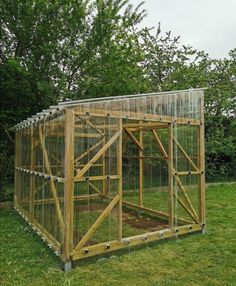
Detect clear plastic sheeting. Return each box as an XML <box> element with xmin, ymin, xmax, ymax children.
<box><xmin>73</xmin><ymin>114</ymin><xmax>119</xmax><ymax>247</ymax></box>
<box><xmin>14</xmin><ymin>88</ymin><xmax>205</xmax><ymax>263</ymax></box>
<box><xmin>60</xmin><ymin>89</ymin><xmax>204</xmax><ymax>121</ymax></box>
<box><xmin>15</xmin><ymin>114</ymin><xmax>65</xmax><ymax>247</ymax></box>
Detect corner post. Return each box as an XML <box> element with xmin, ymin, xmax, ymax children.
<box><xmin>102</xmin><ymin>136</ymin><xmax>106</xmax><ymax>196</ymax></box>
<box><xmin>64</xmin><ymin>108</ymin><xmax>74</xmax><ymax>270</ymax></box>
<box><xmin>14</xmin><ymin>130</ymin><xmax>21</xmax><ymax>209</ymax></box>
<box><xmin>168</xmin><ymin>122</ymin><xmax>174</xmax><ymax>228</ymax></box>
<box><xmin>117</xmin><ymin>118</ymin><xmax>122</xmax><ymax>241</ymax></box>
<box><xmin>139</xmin><ymin>123</ymin><xmax>143</xmax><ymax>206</ymax></box>
<box><xmin>29</xmin><ymin>125</ymin><xmax>35</xmax><ymax>221</ymax></box>
<box><xmin>198</xmin><ymin>94</ymin><xmax>206</xmax><ymax>229</ymax></box>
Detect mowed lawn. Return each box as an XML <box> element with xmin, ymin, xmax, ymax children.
<box><xmin>0</xmin><ymin>184</ymin><xmax>236</xmax><ymax>286</ymax></box>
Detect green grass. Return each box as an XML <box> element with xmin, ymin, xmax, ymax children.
<box><xmin>123</xmin><ymin>187</ymin><xmax>199</xmax><ymax>222</ymax></box>
<box><xmin>1</xmin><ymin>184</ymin><xmax>236</xmax><ymax>286</ymax></box>
<box><xmin>73</xmin><ymin>207</ymin><xmax>143</xmax><ymax>245</ymax></box>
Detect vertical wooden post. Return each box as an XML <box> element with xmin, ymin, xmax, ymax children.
<box><xmin>168</xmin><ymin>123</ymin><xmax>174</xmax><ymax>228</ymax></box>
<box><xmin>14</xmin><ymin>130</ymin><xmax>21</xmax><ymax>209</ymax></box>
<box><xmin>117</xmin><ymin>118</ymin><xmax>122</xmax><ymax>241</ymax></box>
<box><xmin>139</xmin><ymin>125</ymin><xmax>143</xmax><ymax>206</ymax></box>
<box><xmin>198</xmin><ymin>95</ymin><xmax>205</xmax><ymax>227</ymax></box>
<box><xmin>64</xmin><ymin>108</ymin><xmax>74</xmax><ymax>267</ymax></box>
<box><xmin>102</xmin><ymin>136</ymin><xmax>106</xmax><ymax>196</ymax></box>
<box><xmin>29</xmin><ymin>126</ymin><xmax>35</xmax><ymax>221</ymax></box>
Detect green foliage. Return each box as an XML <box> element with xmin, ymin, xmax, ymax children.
<box><xmin>0</xmin><ymin>58</ymin><xmax>35</xmax><ymax>194</ymax></box>
<box><xmin>139</xmin><ymin>27</ymin><xmax>236</xmax><ymax>179</ymax></box>
<box><xmin>0</xmin><ymin>0</ymin><xmax>147</xmax><ymax>197</ymax></box>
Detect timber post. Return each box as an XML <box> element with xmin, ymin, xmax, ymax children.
<box><xmin>63</xmin><ymin>108</ymin><xmax>75</xmax><ymax>270</ymax></box>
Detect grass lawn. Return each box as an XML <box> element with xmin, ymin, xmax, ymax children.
<box><xmin>0</xmin><ymin>184</ymin><xmax>236</xmax><ymax>286</ymax></box>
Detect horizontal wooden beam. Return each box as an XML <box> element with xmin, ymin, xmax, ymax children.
<box><xmin>33</xmin><ymin>194</ymin><xmax>101</xmax><ymax>205</ymax></box>
<box><xmin>71</xmin><ymin>224</ymin><xmax>202</xmax><ymax>260</ymax></box>
<box><xmin>123</xmin><ymin>122</ymin><xmax>168</xmax><ymax>128</ymax></box>
<box><xmin>174</xmin><ymin>171</ymin><xmax>202</xmax><ymax>176</ymax></box>
<box><xmin>75</xmin><ymin>124</ymin><xmax>118</xmax><ymax>130</ymax></box>
<box><xmin>75</xmin><ymin>164</ymin><xmax>103</xmax><ymax>168</ymax></box>
<box><xmin>123</xmin><ymin>200</ymin><xmax>169</xmax><ymax>219</ymax></box>
<box><xmin>122</xmin><ymin>200</ymin><xmax>192</xmax><ymax>225</ymax></box>
<box><xmin>127</xmin><ymin>126</ymin><xmax>169</xmax><ymax>132</ymax></box>
<box><xmin>75</xmin><ymin>175</ymin><xmax>119</xmax><ymax>182</ymax></box>
<box><xmin>42</xmin><ymin>131</ymin><xmax>103</xmax><ymax>138</ymax></box>
<box><xmin>15</xmin><ymin>167</ymin><xmax>64</xmax><ymax>182</ymax></box>
<box><xmin>74</xmin><ymin>108</ymin><xmax>201</xmax><ymax>125</ymax></box>
<box><xmin>104</xmin><ymin>155</ymin><xmax>167</xmax><ymax>159</ymax></box>
<box><xmin>74</xmin><ymin>194</ymin><xmax>101</xmax><ymax>201</ymax></box>
<box><xmin>33</xmin><ymin>198</ymin><xmax>64</xmax><ymax>205</ymax></box>
<box><xmin>75</xmin><ymin>132</ymin><xmax>103</xmax><ymax>138</ymax></box>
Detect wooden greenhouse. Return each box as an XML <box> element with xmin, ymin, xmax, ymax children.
<box><xmin>14</xmin><ymin>88</ymin><xmax>206</xmax><ymax>271</ymax></box>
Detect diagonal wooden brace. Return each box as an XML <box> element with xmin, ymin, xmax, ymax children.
<box><xmin>151</xmin><ymin>130</ymin><xmax>199</xmax><ymax>223</ymax></box>
<box><xmin>75</xmin><ymin>115</ymin><xmax>104</xmax><ymax>136</ymax></box>
<box><xmin>87</xmin><ymin>181</ymin><xmax>103</xmax><ymax>195</ymax></box>
<box><xmin>73</xmin><ymin>195</ymin><xmax>120</xmax><ymax>252</ymax></box>
<box><xmin>74</xmin><ymin>138</ymin><xmax>104</xmax><ymax>163</ymax></box>
<box><xmin>175</xmin><ymin>175</ymin><xmax>199</xmax><ymax>222</ymax></box>
<box><xmin>38</xmin><ymin>126</ymin><xmax>65</xmax><ymax>233</ymax></box>
<box><xmin>124</xmin><ymin>128</ymin><xmax>143</xmax><ymax>151</ymax></box>
<box><xmin>173</xmin><ymin>136</ymin><xmax>198</xmax><ymax>171</ymax></box>
<box><xmin>74</xmin><ymin>130</ymin><xmax>121</xmax><ymax>181</ymax></box>
<box><xmin>173</xmin><ymin>192</ymin><xmax>199</xmax><ymax>223</ymax></box>
<box><xmin>151</xmin><ymin>129</ymin><xmax>168</xmax><ymax>158</ymax></box>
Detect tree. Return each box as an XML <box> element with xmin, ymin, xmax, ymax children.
<box><xmin>0</xmin><ymin>0</ymin><xmax>147</xmax><ymax>198</ymax></box>
<box><xmin>139</xmin><ymin>26</ymin><xmax>236</xmax><ymax>179</ymax></box>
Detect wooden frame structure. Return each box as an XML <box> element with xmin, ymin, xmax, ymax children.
<box><xmin>14</xmin><ymin>89</ymin><xmax>206</xmax><ymax>271</ymax></box>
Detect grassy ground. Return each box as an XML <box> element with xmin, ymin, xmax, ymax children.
<box><xmin>0</xmin><ymin>184</ymin><xmax>236</xmax><ymax>286</ymax></box>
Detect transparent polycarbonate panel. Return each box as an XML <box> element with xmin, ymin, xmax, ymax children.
<box><xmin>172</xmin><ymin>124</ymin><xmax>200</xmax><ymax>226</ymax></box>
<box><xmin>17</xmin><ymin>113</ymin><xmax>66</xmax><ymax>246</ymax></box>
<box><xmin>15</xmin><ymin>88</ymin><xmax>205</xmax><ymax>255</ymax></box>
<box><xmin>173</xmin><ymin>125</ymin><xmax>198</xmax><ymax>173</ymax></box>
<box><xmin>21</xmin><ymin>127</ymin><xmax>31</xmax><ymax>169</ymax></box>
<box><xmin>34</xmin><ymin>178</ymin><xmax>64</xmax><ymax>243</ymax></box>
<box><xmin>122</xmin><ymin>119</ymin><xmax>170</xmax><ymax>231</ymax></box>
<box><xmin>173</xmin><ymin>175</ymin><xmax>199</xmax><ymax>226</ymax></box>
<box><xmin>73</xmin><ymin>114</ymin><xmax>120</xmax><ymax>246</ymax></box>
<box><xmin>74</xmin><ymin>114</ymin><xmax>119</xmax><ymax>179</ymax></box>
<box><xmin>142</xmin><ymin>127</ymin><xmax>169</xmax><ymax>220</ymax></box>
<box><xmin>122</xmin><ymin>123</ymin><xmax>139</xmax><ymax>205</ymax></box>
<box><xmin>19</xmin><ymin>172</ymin><xmax>30</xmax><ymax>214</ymax></box>
<box><xmin>43</xmin><ymin>115</ymin><xmax>65</xmax><ymax>178</ymax></box>
<box><xmin>70</xmin><ymin>90</ymin><xmax>203</xmax><ymax>121</ymax></box>
<box><xmin>73</xmin><ymin>190</ymin><xmax>119</xmax><ymax>247</ymax></box>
